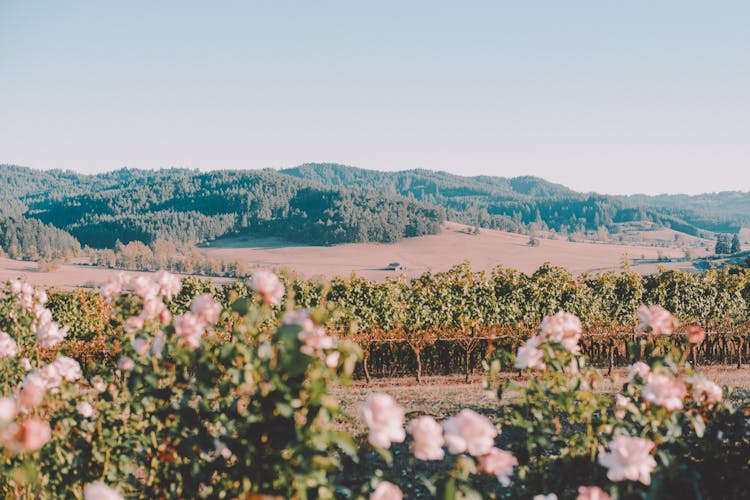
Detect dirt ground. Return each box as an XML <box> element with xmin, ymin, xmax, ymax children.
<box><xmin>335</xmin><ymin>366</ymin><xmax>750</xmax><ymax>435</ymax></box>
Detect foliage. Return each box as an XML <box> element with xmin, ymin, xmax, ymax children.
<box><xmin>1</xmin><ymin>165</ymin><xmax>444</xmax><ymax>249</ymax></box>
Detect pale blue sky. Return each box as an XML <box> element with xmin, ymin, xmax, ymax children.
<box><xmin>1</xmin><ymin>1</ymin><xmax>748</xmax><ymax>194</ymax></box>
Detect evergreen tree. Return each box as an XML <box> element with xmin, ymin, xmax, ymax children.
<box><xmin>715</xmin><ymin>234</ymin><xmax>731</xmax><ymax>254</ymax></box>
<box><xmin>731</xmin><ymin>233</ymin><xmax>741</xmax><ymax>253</ymax></box>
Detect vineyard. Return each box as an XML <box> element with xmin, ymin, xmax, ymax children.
<box><xmin>46</xmin><ymin>262</ymin><xmax>750</xmax><ymax>381</ymax></box>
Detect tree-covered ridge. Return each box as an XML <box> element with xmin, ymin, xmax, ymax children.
<box><xmin>281</xmin><ymin>163</ymin><xmax>743</xmax><ymax>236</ymax></box>
<box><xmin>0</xmin><ymin>215</ymin><xmax>81</xmax><ymax>260</ymax></box>
<box><xmin>626</xmin><ymin>191</ymin><xmax>750</xmax><ymax>226</ymax></box>
<box><xmin>6</xmin><ymin>166</ymin><xmax>444</xmax><ymax>248</ymax></box>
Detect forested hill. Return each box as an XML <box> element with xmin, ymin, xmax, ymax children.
<box><xmin>280</xmin><ymin>163</ymin><xmax>743</xmax><ymax>236</ymax></box>
<box><xmin>1</xmin><ymin>162</ymin><xmax>747</xmax><ymax>259</ymax></box>
<box><xmin>0</xmin><ymin>165</ymin><xmax>444</xmax><ymax>251</ymax></box>
<box><xmin>625</xmin><ymin>192</ymin><xmax>750</xmax><ymax>226</ymax></box>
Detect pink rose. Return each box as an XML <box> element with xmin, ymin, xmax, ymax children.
<box><xmin>19</xmin><ymin>375</ymin><xmax>46</xmax><ymax>408</ymax></box>
<box><xmin>0</xmin><ymin>331</ymin><xmax>18</xmax><ymax>358</ymax></box>
<box><xmin>124</xmin><ymin>315</ymin><xmax>145</xmax><ymax>333</ymax></box>
<box><xmin>477</xmin><ymin>447</ymin><xmax>517</xmax><ymax>486</ymax></box>
<box><xmin>0</xmin><ymin>397</ymin><xmax>18</xmax><ymax>422</ymax></box>
<box><xmin>514</xmin><ymin>335</ymin><xmax>546</xmax><ymax>370</ymax></box>
<box><xmin>141</xmin><ymin>296</ymin><xmax>169</xmax><ymax>322</ymax></box>
<box><xmin>370</xmin><ymin>481</ymin><xmax>402</xmax><ymax>500</ymax></box>
<box><xmin>118</xmin><ymin>357</ymin><xmax>135</xmax><ymax>371</ymax></box>
<box><xmin>250</xmin><ymin>270</ymin><xmax>285</xmax><ymax>306</ymax></box>
<box><xmin>407</xmin><ymin>416</ymin><xmax>445</xmax><ymax>460</ymax></box>
<box><xmin>174</xmin><ymin>313</ymin><xmax>207</xmax><ymax>349</ymax></box>
<box><xmin>598</xmin><ymin>435</ymin><xmax>656</xmax><ymax>485</ymax></box>
<box><xmin>131</xmin><ymin>276</ymin><xmax>160</xmax><ymax>300</ymax></box>
<box><xmin>687</xmin><ymin>375</ymin><xmax>723</xmax><ymax>404</ymax></box>
<box><xmin>642</xmin><ymin>373</ymin><xmax>687</xmax><ymax>411</ymax></box>
<box><xmin>36</xmin><ymin>321</ymin><xmax>69</xmax><ymax>348</ymax></box>
<box><xmin>685</xmin><ymin>325</ymin><xmax>706</xmax><ymax>344</ymax></box>
<box><xmin>577</xmin><ymin>487</ymin><xmax>611</xmax><ymax>500</ymax></box>
<box><xmin>100</xmin><ymin>272</ymin><xmax>128</xmax><ymax>301</ymax></box>
<box><xmin>325</xmin><ymin>351</ymin><xmax>340</xmax><ymax>368</ymax></box>
<box><xmin>540</xmin><ymin>311</ymin><xmax>582</xmax><ymax>353</ymax></box>
<box><xmin>443</xmin><ymin>409</ymin><xmax>497</xmax><ymax>457</ymax></box>
<box><xmin>154</xmin><ymin>270</ymin><xmax>182</xmax><ymax>300</ymax></box>
<box><xmin>11</xmin><ymin>418</ymin><xmax>52</xmax><ymax>452</ymax></box>
<box><xmin>627</xmin><ymin>361</ymin><xmax>651</xmax><ymax>382</ymax></box>
<box><xmin>191</xmin><ymin>294</ymin><xmax>221</xmax><ymax>325</ymax></box>
<box><xmin>358</xmin><ymin>393</ymin><xmax>406</xmax><ymax>449</ymax></box>
<box><xmin>614</xmin><ymin>394</ymin><xmax>630</xmax><ymax>419</ymax></box>
<box><xmin>77</xmin><ymin>401</ymin><xmax>95</xmax><ymax>418</ymax></box>
<box><xmin>83</xmin><ymin>481</ymin><xmax>124</xmax><ymax>500</ymax></box>
<box><xmin>636</xmin><ymin>305</ymin><xmax>675</xmax><ymax>335</ymax></box>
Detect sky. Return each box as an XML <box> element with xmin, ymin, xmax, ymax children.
<box><xmin>1</xmin><ymin>1</ymin><xmax>748</xmax><ymax>195</ymax></box>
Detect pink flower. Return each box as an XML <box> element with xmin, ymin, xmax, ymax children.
<box><xmin>124</xmin><ymin>315</ymin><xmax>145</xmax><ymax>333</ymax></box>
<box><xmin>627</xmin><ymin>361</ymin><xmax>651</xmax><ymax>382</ymax></box>
<box><xmin>11</xmin><ymin>418</ymin><xmax>52</xmax><ymax>452</ymax></box>
<box><xmin>370</xmin><ymin>481</ymin><xmax>402</xmax><ymax>500</ymax></box>
<box><xmin>31</xmin><ymin>356</ymin><xmax>82</xmax><ymax>392</ymax></box>
<box><xmin>687</xmin><ymin>375</ymin><xmax>723</xmax><ymax>404</ymax></box>
<box><xmin>685</xmin><ymin>325</ymin><xmax>706</xmax><ymax>344</ymax></box>
<box><xmin>598</xmin><ymin>435</ymin><xmax>657</xmax><ymax>485</ymax></box>
<box><xmin>83</xmin><ymin>481</ymin><xmax>124</xmax><ymax>500</ymax></box>
<box><xmin>118</xmin><ymin>357</ymin><xmax>135</xmax><ymax>371</ymax></box>
<box><xmin>358</xmin><ymin>393</ymin><xmax>406</xmax><ymax>449</ymax></box>
<box><xmin>19</xmin><ymin>375</ymin><xmax>46</xmax><ymax>408</ymax></box>
<box><xmin>36</xmin><ymin>321</ymin><xmax>69</xmax><ymax>348</ymax></box>
<box><xmin>132</xmin><ymin>337</ymin><xmax>150</xmax><ymax>355</ymax></box>
<box><xmin>100</xmin><ymin>272</ymin><xmax>128</xmax><ymax>301</ymax></box>
<box><xmin>325</xmin><ymin>351</ymin><xmax>340</xmax><ymax>368</ymax></box>
<box><xmin>407</xmin><ymin>416</ymin><xmax>445</xmax><ymax>460</ymax></box>
<box><xmin>636</xmin><ymin>305</ymin><xmax>675</xmax><ymax>335</ymax></box>
<box><xmin>33</xmin><ymin>305</ymin><xmax>52</xmax><ymax>326</ymax></box>
<box><xmin>151</xmin><ymin>331</ymin><xmax>166</xmax><ymax>357</ymax></box>
<box><xmin>577</xmin><ymin>487</ymin><xmax>611</xmax><ymax>500</ymax></box>
<box><xmin>141</xmin><ymin>296</ymin><xmax>169</xmax><ymax>322</ymax></box>
<box><xmin>154</xmin><ymin>270</ymin><xmax>182</xmax><ymax>300</ymax></box>
<box><xmin>91</xmin><ymin>377</ymin><xmax>107</xmax><ymax>393</ymax></box>
<box><xmin>443</xmin><ymin>409</ymin><xmax>497</xmax><ymax>457</ymax></box>
<box><xmin>0</xmin><ymin>397</ymin><xmax>17</xmax><ymax>422</ymax></box>
<box><xmin>250</xmin><ymin>270</ymin><xmax>285</xmax><ymax>306</ymax></box>
<box><xmin>20</xmin><ymin>357</ymin><xmax>31</xmax><ymax>371</ymax></box>
<box><xmin>77</xmin><ymin>401</ymin><xmax>95</xmax><ymax>418</ymax></box>
<box><xmin>11</xmin><ymin>280</ymin><xmax>36</xmax><ymax>310</ymax></box>
<box><xmin>540</xmin><ymin>311</ymin><xmax>582</xmax><ymax>353</ymax></box>
<box><xmin>576</xmin><ymin>486</ymin><xmax>612</xmax><ymax>500</ymax></box>
<box><xmin>174</xmin><ymin>313</ymin><xmax>207</xmax><ymax>349</ymax></box>
<box><xmin>515</xmin><ymin>335</ymin><xmax>546</xmax><ymax>370</ymax></box>
<box><xmin>0</xmin><ymin>331</ymin><xmax>18</xmax><ymax>358</ymax></box>
<box><xmin>614</xmin><ymin>394</ymin><xmax>630</xmax><ymax>419</ymax></box>
<box><xmin>131</xmin><ymin>276</ymin><xmax>160</xmax><ymax>299</ymax></box>
<box><xmin>285</xmin><ymin>310</ymin><xmax>335</xmax><ymax>356</ymax></box>
<box><xmin>49</xmin><ymin>356</ymin><xmax>82</xmax><ymax>383</ymax></box>
<box><xmin>477</xmin><ymin>447</ymin><xmax>517</xmax><ymax>486</ymax></box>
<box><xmin>642</xmin><ymin>373</ymin><xmax>687</xmax><ymax>411</ymax></box>
<box><xmin>191</xmin><ymin>294</ymin><xmax>221</xmax><ymax>325</ymax></box>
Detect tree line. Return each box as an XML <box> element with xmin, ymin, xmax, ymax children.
<box><xmin>4</xmin><ymin>166</ymin><xmax>444</xmax><ymax>248</ymax></box>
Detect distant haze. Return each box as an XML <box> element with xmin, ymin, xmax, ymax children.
<box><xmin>1</xmin><ymin>1</ymin><xmax>749</xmax><ymax>195</ymax></box>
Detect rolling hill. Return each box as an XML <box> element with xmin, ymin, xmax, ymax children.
<box><xmin>0</xmin><ymin>163</ymin><xmax>746</xmax><ymax>265</ymax></box>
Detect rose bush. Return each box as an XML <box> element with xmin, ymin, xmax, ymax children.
<box><xmin>1</xmin><ymin>269</ymin><xmax>749</xmax><ymax>499</ymax></box>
